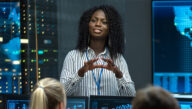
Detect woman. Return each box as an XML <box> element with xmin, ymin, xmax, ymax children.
<box><xmin>30</xmin><ymin>78</ymin><xmax>66</xmax><ymax>109</ymax></box>
<box><xmin>60</xmin><ymin>5</ymin><xmax>135</xmax><ymax>96</ymax></box>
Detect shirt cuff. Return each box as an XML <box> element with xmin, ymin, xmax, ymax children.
<box><xmin>116</xmin><ymin>76</ymin><xmax>134</xmax><ymax>85</ymax></box>
<box><xmin>117</xmin><ymin>76</ymin><xmax>127</xmax><ymax>84</ymax></box>
<box><xmin>71</xmin><ymin>73</ymin><xmax>84</xmax><ymax>84</ymax></box>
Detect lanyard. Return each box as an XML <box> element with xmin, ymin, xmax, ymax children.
<box><xmin>86</xmin><ymin>48</ymin><xmax>107</xmax><ymax>95</ymax></box>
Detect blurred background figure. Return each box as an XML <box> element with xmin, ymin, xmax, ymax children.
<box><xmin>132</xmin><ymin>86</ymin><xmax>180</xmax><ymax>109</ymax></box>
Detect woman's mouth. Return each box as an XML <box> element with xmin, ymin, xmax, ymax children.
<box><xmin>94</xmin><ymin>29</ymin><xmax>102</xmax><ymax>33</ymax></box>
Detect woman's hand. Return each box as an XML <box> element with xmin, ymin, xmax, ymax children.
<box><xmin>78</xmin><ymin>58</ymin><xmax>123</xmax><ymax>78</ymax></box>
<box><xmin>101</xmin><ymin>58</ymin><xmax>123</xmax><ymax>78</ymax></box>
<box><xmin>78</xmin><ymin>58</ymin><xmax>103</xmax><ymax>77</ymax></box>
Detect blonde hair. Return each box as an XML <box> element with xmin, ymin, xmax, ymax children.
<box><xmin>30</xmin><ymin>78</ymin><xmax>66</xmax><ymax>109</ymax></box>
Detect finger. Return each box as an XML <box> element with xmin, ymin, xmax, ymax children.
<box><xmin>100</xmin><ymin>64</ymin><xmax>109</xmax><ymax>68</ymax></box>
<box><xmin>113</xmin><ymin>65</ymin><xmax>118</xmax><ymax>70</ymax></box>
<box><xmin>101</xmin><ymin>58</ymin><xmax>108</xmax><ymax>62</ymax></box>
<box><xmin>92</xmin><ymin>64</ymin><xmax>104</xmax><ymax>68</ymax></box>
<box><xmin>108</xmin><ymin>59</ymin><xmax>114</xmax><ymax>65</ymax></box>
<box><xmin>102</xmin><ymin>58</ymin><xmax>112</xmax><ymax>63</ymax></box>
<box><xmin>84</xmin><ymin>61</ymin><xmax>88</xmax><ymax>65</ymax></box>
<box><xmin>102</xmin><ymin>58</ymin><xmax>115</xmax><ymax>66</ymax></box>
<box><xmin>104</xmin><ymin>64</ymin><xmax>118</xmax><ymax>70</ymax></box>
<box><xmin>102</xmin><ymin>58</ymin><xmax>111</xmax><ymax>65</ymax></box>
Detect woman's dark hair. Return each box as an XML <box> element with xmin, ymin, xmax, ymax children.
<box><xmin>76</xmin><ymin>5</ymin><xmax>124</xmax><ymax>59</ymax></box>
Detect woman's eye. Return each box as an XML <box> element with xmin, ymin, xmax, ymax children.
<box><xmin>91</xmin><ymin>19</ymin><xmax>96</xmax><ymax>22</ymax></box>
<box><xmin>102</xmin><ymin>21</ymin><xmax>108</xmax><ymax>24</ymax></box>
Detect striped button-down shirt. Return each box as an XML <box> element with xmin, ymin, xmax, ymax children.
<box><xmin>60</xmin><ymin>47</ymin><xmax>136</xmax><ymax>96</ymax></box>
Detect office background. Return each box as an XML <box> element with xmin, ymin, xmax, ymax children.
<box><xmin>0</xmin><ymin>0</ymin><xmax>151</xmax><ymax>95</ymax></box>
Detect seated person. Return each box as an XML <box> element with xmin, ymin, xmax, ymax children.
<box><xmin>30</xmin><ymin>78</ymin><xmax>66</xmax><ymax>109</ymax></box>
<box><xmin>132</xmin><ymin>86</ymin><xmax>180</xmax><ymax>109</ymax></box>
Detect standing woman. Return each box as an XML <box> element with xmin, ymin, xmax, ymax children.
<box><xmin>60</xmin><ymin>5</ymin><xmax>135</xmax><ymax>96</ymax></box>
<box><xmin>30</xmin><ymin>78</ymin><xmax>66</xmax><ymax>109</ymax></box>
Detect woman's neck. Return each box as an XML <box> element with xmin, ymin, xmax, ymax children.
<box><xmin>90</xmin><ymin>39</ymin><xmax>105</xmax><ymax>56</ymax></box>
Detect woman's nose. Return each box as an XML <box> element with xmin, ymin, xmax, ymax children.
<box><xmin>95</xmin><ymin>21</ymin><xmax>101</xmax><ymax>26</ymax></box>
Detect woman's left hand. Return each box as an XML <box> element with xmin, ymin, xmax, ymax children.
<box><xmin>101</xmin><ymin>58</ymin><xmax>123</xmax><ymax>78</ymax></box>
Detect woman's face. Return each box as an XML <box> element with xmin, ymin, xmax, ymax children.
<box><xmin>89</xmin><ymin>9</ymin><xmax>109</xmax><ymax>40</ymax></box>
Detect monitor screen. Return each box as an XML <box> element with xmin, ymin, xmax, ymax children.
<box><xmin>177</xmin><ymin>98</ymin><xmax>192</xmax><ymax>109</ymax></box>
<box><xmin>5</xmin><ymin>95</ymin><xmax>30</xmax><ymax>109</ymax></box>
<box><xmin>90</xmin><ymin>96</ymin><xmax>133</xmax><ymax>109</ymax></box>
<box><xmin>5</xmin><ymin>96</ymin><xmax>88</xmax><ymax>109</ymax></box>
<box><xmin>7</xmin><ymin>100</ymin><xmax>30</xmax><ymax>109</ymax></box>
<box><xmin>152</xmin><ymin>1</ymin><xmax>192</xmax><ymax>93</ymax></box>
<box><xmin>67</xmin><ymin>96</ymin><xmax>88</xmax><ymax>109</ymax></box>
<box><xmin>0</xmin><ymin>1</ymin><xmax>22</xmax><ymax>94</ymax></box>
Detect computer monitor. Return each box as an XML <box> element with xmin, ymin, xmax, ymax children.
<box><xmin>0</xmin><ymin>0</ymin><xmax>22</xmax><ymax>94</ymax></box>
<box><xmin>90</xmin><ymin>96</ymin><xmax>133</xmax><ymax>109</ymax></box>
<box><xmin>177</xmin><ymin>98</ymin><xmax>192</xmax><ymax>109</ymax></box>
<box><xmin>67</xmin><ymin>96</ymin><xmax>88</xmax><ymax>109</ymax></box>
<box><xmin>152</xmin><ymin>0</ymin><xmax>192</xmax><ymax>93</ymax></box>
<box><xmin>5</xmin><ymin>95</ymin><xmax>88</xmax><ymax>109</ymax></box>
<box><xmin>5</xmin><ymin>95</ymin><xmax>30</xmax><ymax>109</ymax></box>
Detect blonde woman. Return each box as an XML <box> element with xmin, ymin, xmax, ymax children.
<box><xmin>30</xmin><ymin>78</ymin><xmax>66</xmax><ymax>109</ymax></box>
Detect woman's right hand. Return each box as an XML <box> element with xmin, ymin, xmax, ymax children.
<box><xmin>78</xmin><ymin>58</ymin><xmax>103</xmax><ymax>77</ymax></box>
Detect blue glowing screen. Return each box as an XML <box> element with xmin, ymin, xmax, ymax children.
<box><xmin>178</xmin><ymin>99</ymin><xmax>192</xmax><ymax>109</ymax></box>
<box><xmin>179</xmin><ymin>102</ymin><xmax>192</xmax><ymax>109</ymax></box>
<box><xmin>6</xmin><ymin>97</ymin><xmax>87</xmax><ymax>109</ymax></box>
<box><xmin>0</xmin><ymin>2</ymin><xmax>21</xmax><ymax>94</ymax></box>
<box><xmin>90</xmin><ymin>96</ymin><xmax>132</xmax><ymax>109</ymax></box>
<box><xmin>66</xmin><ymin>98</ymin><xmax>87</xmax><ymax>109</ymax></box>
<box><xmin>7</xmin><ymin>100</ymin><xmax>30</xmax><ymax>109</ymax></box>
<box><xmin>153</xmin><ymin>1</ymin><xmax>192</xmax><ymax>93</ymax></box>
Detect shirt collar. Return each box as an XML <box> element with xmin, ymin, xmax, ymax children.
<box><xmin>87</xmin><ymin>46</ymin><xmax>109</xmax><ymax>57</ymax></box>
